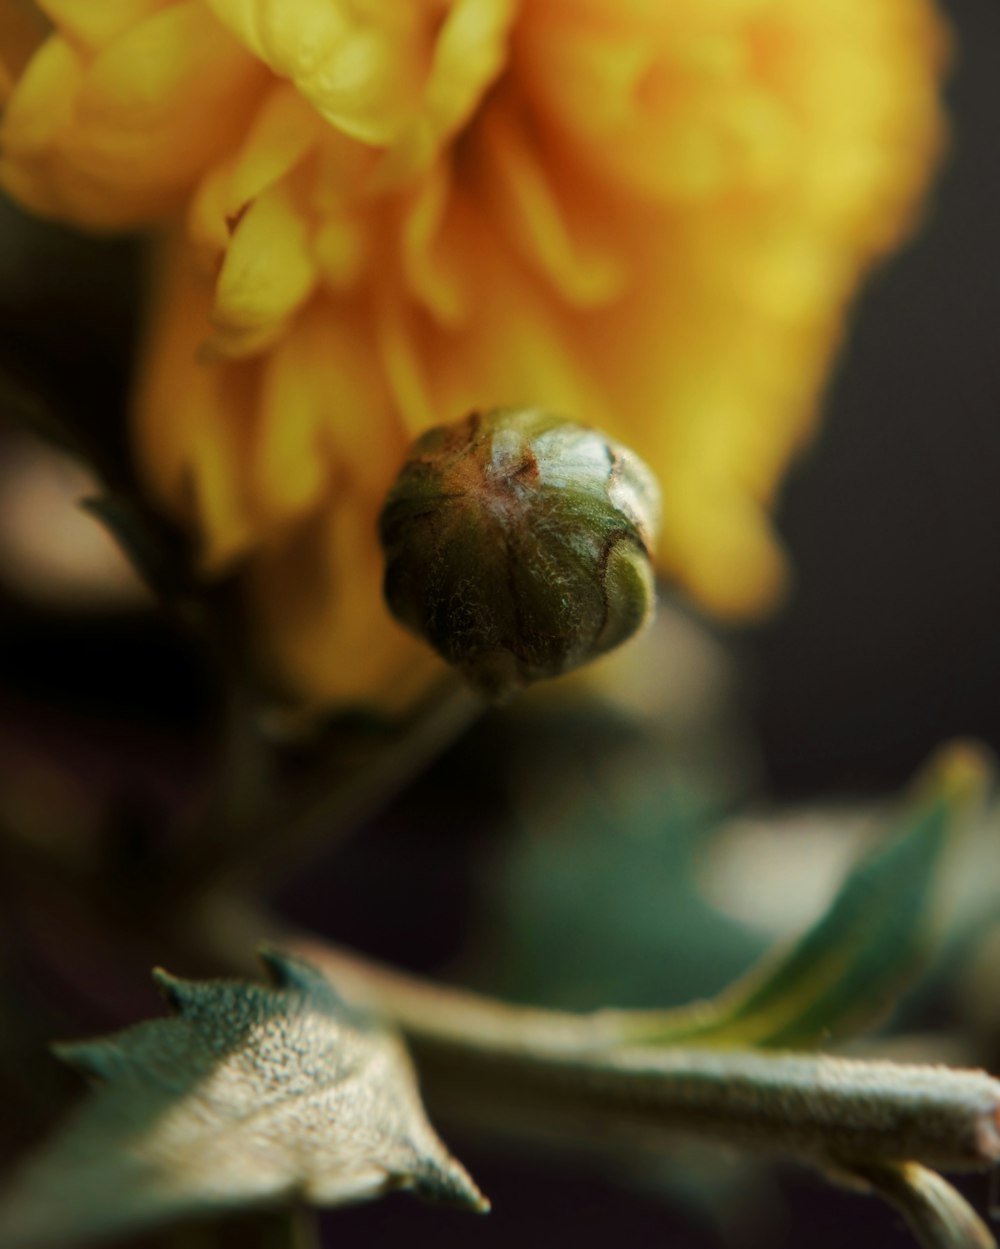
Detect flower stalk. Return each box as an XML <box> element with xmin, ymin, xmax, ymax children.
<box><xmin>173</xmin><ymin>673</ymin><xmax>481</xmax><ymax>894</ymax></box>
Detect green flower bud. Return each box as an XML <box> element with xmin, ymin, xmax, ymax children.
<box><xmin>378</xmin><ymin>408</ymin><xmax>661</xmax><ymax>700</ymax></box>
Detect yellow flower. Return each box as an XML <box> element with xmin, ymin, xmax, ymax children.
<box><xmin>0</xmin><ymin>0</ymin><xmax>946</xmax><ymax>707</ymax></box>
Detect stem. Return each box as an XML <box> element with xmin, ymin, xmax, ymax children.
<box><xmin>271</xmin><ymin>933</ymin><xmax>1000</xmax><ymax>1176</ymax></box>
<box><xmin>412</xmin><ymin>1044</ymin><xmax>1000</xmax><ymax>1175</ymax></box>
<box><xmin>174</xmin><ymin>674</ymin><xmax>481</xmax><ymax>895</ymax></box>
<box><xmin>287</xmin><ymin>935</ymin><xmax>626</xmax><ymax>1052</ymax></box>
<box><xmin>844</xmin><ymin>1162</ymin><xmax>997</xmax><ymax>1249</ymax></box>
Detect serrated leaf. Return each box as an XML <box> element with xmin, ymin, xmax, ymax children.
<box><xmin>625</xmin><ymin>743</ymin><xmax>988</xmax><ymax>1049</ymax></box>
<box><xmin>0</xmin><ymin>949</ymin><xmax>487</xmax><ymax>1249</ymax></box>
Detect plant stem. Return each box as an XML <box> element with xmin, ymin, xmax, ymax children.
<box><xmin>174</xmin><ymin>674</ymin><xmax>481</xmax><ymax>895</ymax></box>
<box><xmin>411</xmin><ymin>1043</ymin><xmax>1000</xmax><ymax>1175</ymax></box>
<box><xmin>274</xmin><ymin>934</ymin><xmax>1000</xmax><ymax>1176</ymax></box>
<box><xmin>844</xmin><ymin>1161</ymin><xmax>996</xmax><ymax>1249</ymax></box>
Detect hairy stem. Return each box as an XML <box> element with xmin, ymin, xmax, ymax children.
<box><xmin>270</xmin><ymin>933</ymin><xmax>1000</xmax><ymax>1177</ymax></box>
<box><xmin>844</xmin><ymin>1161</ymin><xmax>997</xmax><ymax>1249</ymax></box>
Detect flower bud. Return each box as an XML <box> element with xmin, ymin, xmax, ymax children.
<box><xmin>378</xmin><ymin>408</ymin><xmax>660</xmax><ymax>700</ymax></box>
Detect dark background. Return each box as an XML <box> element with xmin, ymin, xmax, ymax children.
<box><xmin>749</xmin><ymin>0</ymin><xmax>1000</xmax><ymax>796</ymax></box>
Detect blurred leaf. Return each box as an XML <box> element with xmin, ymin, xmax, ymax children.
<box><xmin>625</xmin><ymin>743</ymin><xmax>988</xmax><ymax>1049</ymax></box>
<box><xmin>477</xmin><ymin>768</ymin><xmax>763</xmax><ymax>1011</ymax></box>
<box><xmin>843</xmin><ymin>1162</ymin><xmax>996</xmax><ymax>1249</ymax></box>
<box><xmin>0</xmin><ymin>949</ymin><xmax>487</xmax><ymax>1249</ymax></box>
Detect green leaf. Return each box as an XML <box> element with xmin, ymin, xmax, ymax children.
<box><xmin>843</xmin><ymin>1162</ymin><xmax>997</xmax><ymax>1249</ymax></box>
<box><xmin>477</xmin><ymin>771</ymin><xmax>762</xmax><ymax>1012</ymax></box>
<box><xmin>624</xmin><ymin>743</ymin><xmax>988</xmax><ymax>1049</ymax></box>
<box><xmin>0</xmin><ymin>950</ymin><xmax>487</xmax><ymax>1249</ymax></box>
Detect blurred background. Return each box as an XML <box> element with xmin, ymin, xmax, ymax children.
<box><xmin>0</xmin><ymin>0</ymin><xmax>999</xmax><ymax>1247</ymax></box>
<box><xmin>749</xmin><ymin>0</ymin><xmax>1000</xmax><ymax>796</ymax></box>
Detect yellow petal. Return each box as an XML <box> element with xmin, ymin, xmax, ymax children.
<box><xmin>203</xmin><ymin>0</ymin><xmax>433</xmax><ymax>146</ymax></box>
<box><xmin>417</xmin><ymin>229</ymin><xmax>618</xmax><ymax>438</ymax></box>
<box><xmin>377</xmin><ymin>0</ymin><xmax>518</xmax><ymax>182</ymax></box>
<box><xmin>133</xmin><ymin>234</ymin><xmax>259</xmax><ymax>570</ymax></box>
<box><xmin>398</xmin><ymin>161</ymin><xmax>472</xmax><ymax>324</ymax></box>
<box><xmin>249</xmin><ymin>323</ymin><xmax>332</xmax><ymax>522</ymax></box>
<box><xmin>184</xmin><ymin>383</ymin><xmax>260</xmax><ymax>573</ymax></box>
<box><xmin>189</xmin><ymin>82</ymin><xmax>325</xmax><ymax>257</ymax></box>
<box><xmin>473</xmin><ymin>105</ymin><xmax>626</xmax><ymax>307</ymax></box>
<box><xmin>312</xmin><ymin>213</ymin><xmax>368</xmax><ymax>292</ymax></box>
<box><xmin>0</xmin><ymin>0</ymin><xmax>50</xmax><ymax>104</ymax></box>
<box><xmin>661</xmin><ymin>481</ymin><xmax>788</xmax><ymax>617</ymax></box>
<box><xmin>1</xmin><ymin>31</ymin><xmax>79</xmax><ymax>156</ymax></box>
<box><xmin>248</xmin><ymin>498</ymin><xmax>440</xmax><ymax>710</ymax></box>
<box><xmin>208</xmin><ymin>179</ymin><xmax>317</xmax><ymax>358</ymax></box>
<box><xmin>36</xmin><ymin>0</ymin><xmax>167</xmax><ymax>48</ymax></box>
<box><xmin>2</xmin><ymin>3</ymin><xmax>266</xmax><ymax>226</ymax></box>
<box><xmin>247</xmin><ymin>300</ymin><xmax>405</xmax><ymax>522</ymax></box>
<box><xmin>303</xmin><ymin>306</ymin><xmax>408</xmax><ymax>501</ymax></box>
<box><xmin>423</xmin><ymin>0</ymin><xmax>518</xmax><ymax>140</ymax></box>
<box><xmin>372</xmin><ymin>292</ymin><xmax>441</xmax><ymax>435</ymax></box>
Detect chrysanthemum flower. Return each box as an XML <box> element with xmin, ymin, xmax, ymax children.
<box><xmin>0</xmin><ymin>0</ymin><xmax>945</xmax><ymax>707</ymax></box>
